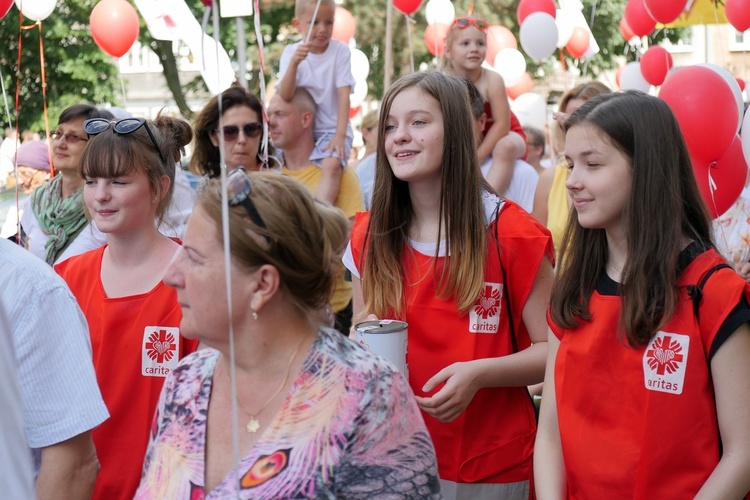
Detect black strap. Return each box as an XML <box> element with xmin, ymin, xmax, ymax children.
<box><xmin>686</xmin><ymin>263</ymin><xmax>733</xmax><ymax>322</ymax></box>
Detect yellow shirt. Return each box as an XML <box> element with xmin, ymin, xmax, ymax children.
<box><xmin>282</xmin><ymin>164</ymin><xmax>365</xmax><ymax>312</ymax></box>
<box><xmin>547</xmin><ymin>161</ymin><xmax>570</xmax><ymax>257</ymax></box>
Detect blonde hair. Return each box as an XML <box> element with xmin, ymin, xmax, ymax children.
<box><xmin>360</xmin><ymin>110</ymin><xmax>378</xmax><ymax>131</ymax></box>
<box><xmin>199</xmin><ymin>172</ymin><xmax>349</xmax><ymax>324</ymax></box>
<box><xmin>363</xmin><ymin>71</ymin><xmax>490</xmax><ymax>317</ymax></box>
<box><xmin>295</xmin><ymin>0</ymin><xmax>335</xmax><ymax>18</ymax></box>
<box><xmin>440</xmin><ymin>17</ymin><xmax>487</xmax><ymax>73</ymax></box>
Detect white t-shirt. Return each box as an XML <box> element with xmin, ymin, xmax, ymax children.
<box><xmin>278</xmin><ymin>40</ymin><xmax>356</xmax><ymax>134</ymax></box>
<box><xmin>355</xmin><ymin>153</ymin><xmax>376</xmax><ymax>210</ymax></box>
<box><xmin>481</xmin><ymin>158</ymin><xmax>539</xmax><ymax>213</ymax></box>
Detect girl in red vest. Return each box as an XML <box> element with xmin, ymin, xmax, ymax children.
<box><xmin>55</xmin><ymin>115</ymin><xmax>199</xmax><ymax>499</ymax></box>
<box><xmin>535</xmin><ymin>91</ymin><xmax>750</xmax><ymax>498</ymax></box>
<box><xmin>343</xmin><ymin>71</ymin><xmax>554</xmax><ymax>498</ymax></box>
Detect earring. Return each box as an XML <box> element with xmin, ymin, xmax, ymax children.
<box><xmin>252</xmin><ymin>311</ymin><xmax>258</xmax><ymax>321</ymax></box>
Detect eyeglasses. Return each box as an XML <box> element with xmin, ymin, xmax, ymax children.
<box><xmin>452</xmin><ymin>18</ymin><xmax>489</xmax><ymax>30</ymax></box>
<box><xmin>214</xmin><ymin>122</ymin><xmax>263</xmax><ymax>142</ymax></box>
<box><xmin>83</xmin><ymin>118</ymin><xmax>167</xmax><ymax>165</ymax></box>
<box><xmin>50</xmin><ymin>131</ymin><xmax>88</xmax><ymax>144</ymax></box>
<box><xmin>227</xmin><ymin>168</ymin><xmax>267</xmax><ymax>231</ymax></box>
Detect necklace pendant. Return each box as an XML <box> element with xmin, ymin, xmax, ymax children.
<box><xmin>246</xmin><ymin>417</ymin><xmax>260</xmax><ymax>433</ymax></box>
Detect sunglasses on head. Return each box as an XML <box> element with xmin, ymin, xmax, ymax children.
<box><xmin>84</xmin><ymin>118</ymin><xmax>167</xmax><ymax>165</ymax></box>
<box><xmin>214</xmin><ymin>122</ymin><xmax>263</xmax><ymax>142</ymax></box>
<box><xmin>226</xmin><ymin>168</ymin><xmax>267</xmax><ymax>232</ymax></box>
<box><xmin>452</xmin><ymin>18</ymin><xmax>489</xmax><ymax>30</ymax></box>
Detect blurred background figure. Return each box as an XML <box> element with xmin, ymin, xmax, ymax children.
<box><xmin>523</xmin><ymin>126</ymin><xmax>547</xmax><ymax>176</ymax></box>
<box><xmin>354</xmin><ymin>109</ymin><xmax>378</xmax><ymax>210</ymax></box>
<box><xmin>1</xmin><ymin>140</ymin><xmax>52</xmax><ymax>241</ymax></box>
<box><xmin>0</xmin><ymin>127</ymin><xmax>20</xmax><ymax>190</ymax></box>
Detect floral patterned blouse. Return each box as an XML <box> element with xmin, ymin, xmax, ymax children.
<box><xmin>713</xmin><ymin>186</ymin><xmax>750</xmax><ymax>266</ymax></box>
<box><xmin>134</xmin><ymin>327</ymin><xmax>441</xmax><ymax>499</ymax></box>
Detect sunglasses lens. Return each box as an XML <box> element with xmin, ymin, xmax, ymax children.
<box><xmin>227</xmin><ymin>169</ymin><xmax>251</xmax><ymax>204</ymax></box>
<box><xmin>456</xmin><ymin>18</ymin><xmax>469</xmax><ymax>27</ymax></box>
<box><xmin>476</xmin><ymin>20</ymin><xmax>488</xmax><ymax>28</ymax></box>
<box><xmin>84</xmin><ymin>119</ymin><xmax>111</xmax><ymax>135</ymax></box>
<box><xmin>222</xmin><ymin>126</ymin><xmax>240</xmax><ymax>140</ymax></box>
<box><xmin>114</xmin><ymin>118</ymin><xmax>143</xmax><ymax>134</ymax></box>
<box><xmin>244</xmin><ymin>123</ymin><xmax>262</xmax><ymax>138</ymax></box>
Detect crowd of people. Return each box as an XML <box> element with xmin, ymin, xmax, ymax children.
<box><xmin>2</xmin><ymin>0</ymin><xmax>750</xmax><ymax>498</ymax></box>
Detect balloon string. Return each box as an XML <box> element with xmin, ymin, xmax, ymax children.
<box><xmin>305</xmin><ymin>0</ymin><xmax>322</xmax><ymax>44</ymax></box>
<box><xmin>405</xmin><ymin>14</ymin><xmax>414</xmax><ymax>73</ymax></box>
<box><xmin>13</xmin><ymin>10</ymin><xmax>23</xmax><ymax>246</ymax></box>
<box><xmin>707</xmin><ymin>161</ymin><xmax>720</xmax><ymax>217</ymax></box>
<box><xmin>201</xmin><ymin>7</ymin><xmax>210</xmax><ymax>73</ymax></box>
<box><xmin>254</xmin><ymin>0</ymin><xmax>269</xmax><ymax>168</ymax></box>
<box><xmin>37</xmin><ymin>22</ymin><xmax>51</xmax><ymax>167</ymax></box>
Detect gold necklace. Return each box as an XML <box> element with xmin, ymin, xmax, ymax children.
<box><xmin>224</xmin><ymin>338</ymin><xmax>305</xmax><ymax>434</ymax></box>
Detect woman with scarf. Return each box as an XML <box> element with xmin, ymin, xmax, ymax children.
<box><xmin>21</xmin><ymin>105</ymin><xmax>113</xmax><ymax>264</ymax></box>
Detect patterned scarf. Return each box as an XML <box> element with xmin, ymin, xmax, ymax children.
<box><xmin>30</xmin><ymin>174</ymin><xmax>87</xmax><ymax>264</ymax></box>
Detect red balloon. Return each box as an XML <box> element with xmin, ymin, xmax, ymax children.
<box><xmin>516</xmin><ymin>0</ymin><xmax>556</xmax><ymax>25</ymax></box>
<box><xmin>726</xmin><ymin>0</ymin><xmax>750</xmax><ymax>32</ymax></box>
<box><xmin>639</xmin><ymin>46</ymin><xmax>673</xmax><ymax>86</ymax></box>
<box><xmin>332</xmin><ymin>7</ymin><xmax>355</xmax><ymax>43</ymax></box>
<box><xmin>424</xmin><ymin>23</ymin><xmax>449</xmax><ymax>56</ymax></box>
<box><xmin>644</xmin><ymin>0</ymin><xmax>687</xmax><ymax>24</ymax></box>
<box><xmin>0</xmin><ymin>0</ymin><xmax>13</xmax><ymax>19</ymax></box>
<box><xmin>625</xmin><ymin>0</ymin><xmax>656</xmax><ymax>37</ymax></box>
<box><xmin>506</xmin><ymin>73</ymin><xmax>534</xmax><ymax>100</ymax></box>
<box><xmin>619</xmin><ymin>17</ymin><xmax>637</xmax><ymax>42</ymax></box>
<box><xmin>737</xmin><ymin>77</ymin><xmax>746</xmax><ymax>92</ymax></box>
<box><xmin>659</xmin><ymin>66</ymin><xmax>739</xmax><ymax>163</ymax></box>
<box><xmin>485</xmin><ymin>25</ymin><xmax>518</xmax><ymax>65</ymax></box>
<box><xmin>565</xmin><ymin>27</ymin><xmax>590</xmax><ymax>59</ymax></box>
<box><xmin>691</xmin><ymin>136</ymin><xmax>747</xmax><ymax>218</ymax></box>
<box><xmin>394</xmin><ymin>0</ymin><xmax>423</xmax><ymax>16</ymax></box>
<box><xmin>615</xmin><ymin>65</ymin><xmax>625</xmax><ymax>88</ymax></box>
<box><xmin>90</xmin><ymin>0</ymin><xmax>140</xmax><ymax>58</ymax></box>
<box><xmin>349</xmin><ymin>105</ymin><xmax>362</xmax><ymax>120</ymax></box>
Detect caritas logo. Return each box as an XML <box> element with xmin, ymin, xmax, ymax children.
<box><xmin>469</xmin><ymin>282</ymin><xmax>502</xmax><ymax>334</ymax></box>
<box><xmin>142</xmin><ymin>326</ymin><xmax>180</xmax><ymax>377</ymax></box>
<box><xmin>642</xmin><ymin>331</ymin><xmax>689</xmax><ymax>395</ymax></box>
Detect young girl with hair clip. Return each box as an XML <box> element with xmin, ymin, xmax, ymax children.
<box><xmin>56</xmin><ymin>114</ymin><xmax>199</xmax><ymax>500</ymax></box>
<box><xmin>534</xmin><ymin>91</ymin><xmax>750</xmax><ymax>499</ymax></box>
<box><xmin>344</xmin><ymin>71</ymin><xmax>554</xmax><ymax>499</ymax></box>
<box><xmin>442</xmin><ymin>16</ymin><xmax>528</xmax><ymax>197</ymax></box>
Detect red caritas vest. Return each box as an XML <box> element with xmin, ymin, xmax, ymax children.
<box><xmin>549</xmin><ymin>249</ymin><xmax>750</xmax><ymax>499</ymax></box>
<box><xmin>351</xmin><ymin>201</ymin><xmax>553</xmax><ymax>484</ymax></box>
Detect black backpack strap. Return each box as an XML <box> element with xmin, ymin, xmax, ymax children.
<box><xmin>686</xmin><ymin>264</ymin><xmax>733</xmax><ymax>322</ymax></box>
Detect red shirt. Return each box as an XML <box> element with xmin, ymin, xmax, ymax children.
<box><xmin>549</xmin><ymin>248</ymin><xmax>750</xmax><ymax>498</ymax></box>
<box><xmin>56</xmin><ymin>246</ymin><xmax>198</xmax><ymax>500</ymax></box>
<box><xmin>351</xmin><ymin>201</ymin><xmax>553</xmax><ymax>484</ymax></box>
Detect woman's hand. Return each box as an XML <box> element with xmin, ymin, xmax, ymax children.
<box><xmin>414</xmin><ymin>361</ymin><xmax>482</xmax><ymax>423</ymax></box>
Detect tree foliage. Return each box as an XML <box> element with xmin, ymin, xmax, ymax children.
<box><xmin>0</xmin><ymin>1</ymin><xmax>120</xmax><ymax>132</ymax></box>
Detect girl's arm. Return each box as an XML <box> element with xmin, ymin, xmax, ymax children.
<box><xmin>533</xmin><ymin>330</ymin><xmax>566</xmax><ymax>499</ymax></box>
<box><xmin>696</xmin><ymin>322</ymin><xmax>750</xmax><ymax>498</ymax></box>
<box><xmin>477</xmin><ymin>70</ymin><xmax>511</xmax><ymax>163</ymax></box>
<box><xmin>415</xmin><ymin>257</ymin><xmax>554</xmax><ymax>422</ymax></box>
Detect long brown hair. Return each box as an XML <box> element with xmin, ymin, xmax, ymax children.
<box><xmin>362</xmin><ymin>71</ymin><xmax>490</xmax><ymax>317</ymax></box>
<box><xmin>550</xmin><ymin>91</ymin><xmax>714</xmax><ymax>346</ymax></box>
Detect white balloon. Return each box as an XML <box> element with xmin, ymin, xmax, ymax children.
<box><xmin>520</xmin><ymin>12</ymin><xmax>558</xmax><ymax>61</ymax></box>
<box><xmin>697</xmin><ymin>63</ymin><xmax>744</xmax><ymax>134</ymax></box>
<box><xmin>350</xmin><ymin>48</ymin><xmax>370</xmax><ymax>82</ymax></box>
<box><xmin>15</xmin><ymin>0</ymin><xmax>56</xmax><ymax>21</ymax></box>
<box><xmin>510</xmin><ymin>92</ymin><xmax>547</xmax><ymax>131</ymax></box>
<box><xmin>555</xmin><ymin>8</ymin><xmax>576</xmax><ymax>48</ymax></box>
<box><xmin>620</xmin><ymin>62</ymin><xmax>651</xmax><ymax>93</ymax></box>
<box><xmin>740</xmin><ymin>107</ymin><xmax>750</xmax><ymax>171</ymax></box>
<box><xmin>494</xmin><ymin>48</ymin><xmax>526</xmax><ymax>87</ymax></box>
<box><xmin>425</xmin><ymin>0</ymin><xmax>455</xmax><ymax>25</ymax></box>
<box><xmin>350</xmin><ymin>79</ymin><xmax>368</xmax><ymax>108</ymax></box>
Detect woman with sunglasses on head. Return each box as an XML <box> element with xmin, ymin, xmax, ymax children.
<box><xmin>442</xmin><ymin>16</ymin><xmax>528</xmax><ymax>197</ymax></box>
<box><xmin>20</xmin><ymin>104</ymin><xmax>113</xmax><ymax>264</ymax></box>
<box><xmin>345</xmin><ymin>71</ymin><xmax>554</xmax><ymax>499</ymax></box>
<box><xmin>134</xmin><ymin>171</ymin><xmax>440</xmax><ymax>498</ymax></box>
<box><xmin>190</xmin><ymin>86</ymin><xmax>278</xmax><ymax>181</ymax></box>
<box><xmin>55</xmin><ymin>113</ymin><xmax>199</xmax><ymax>500</ymax></box>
